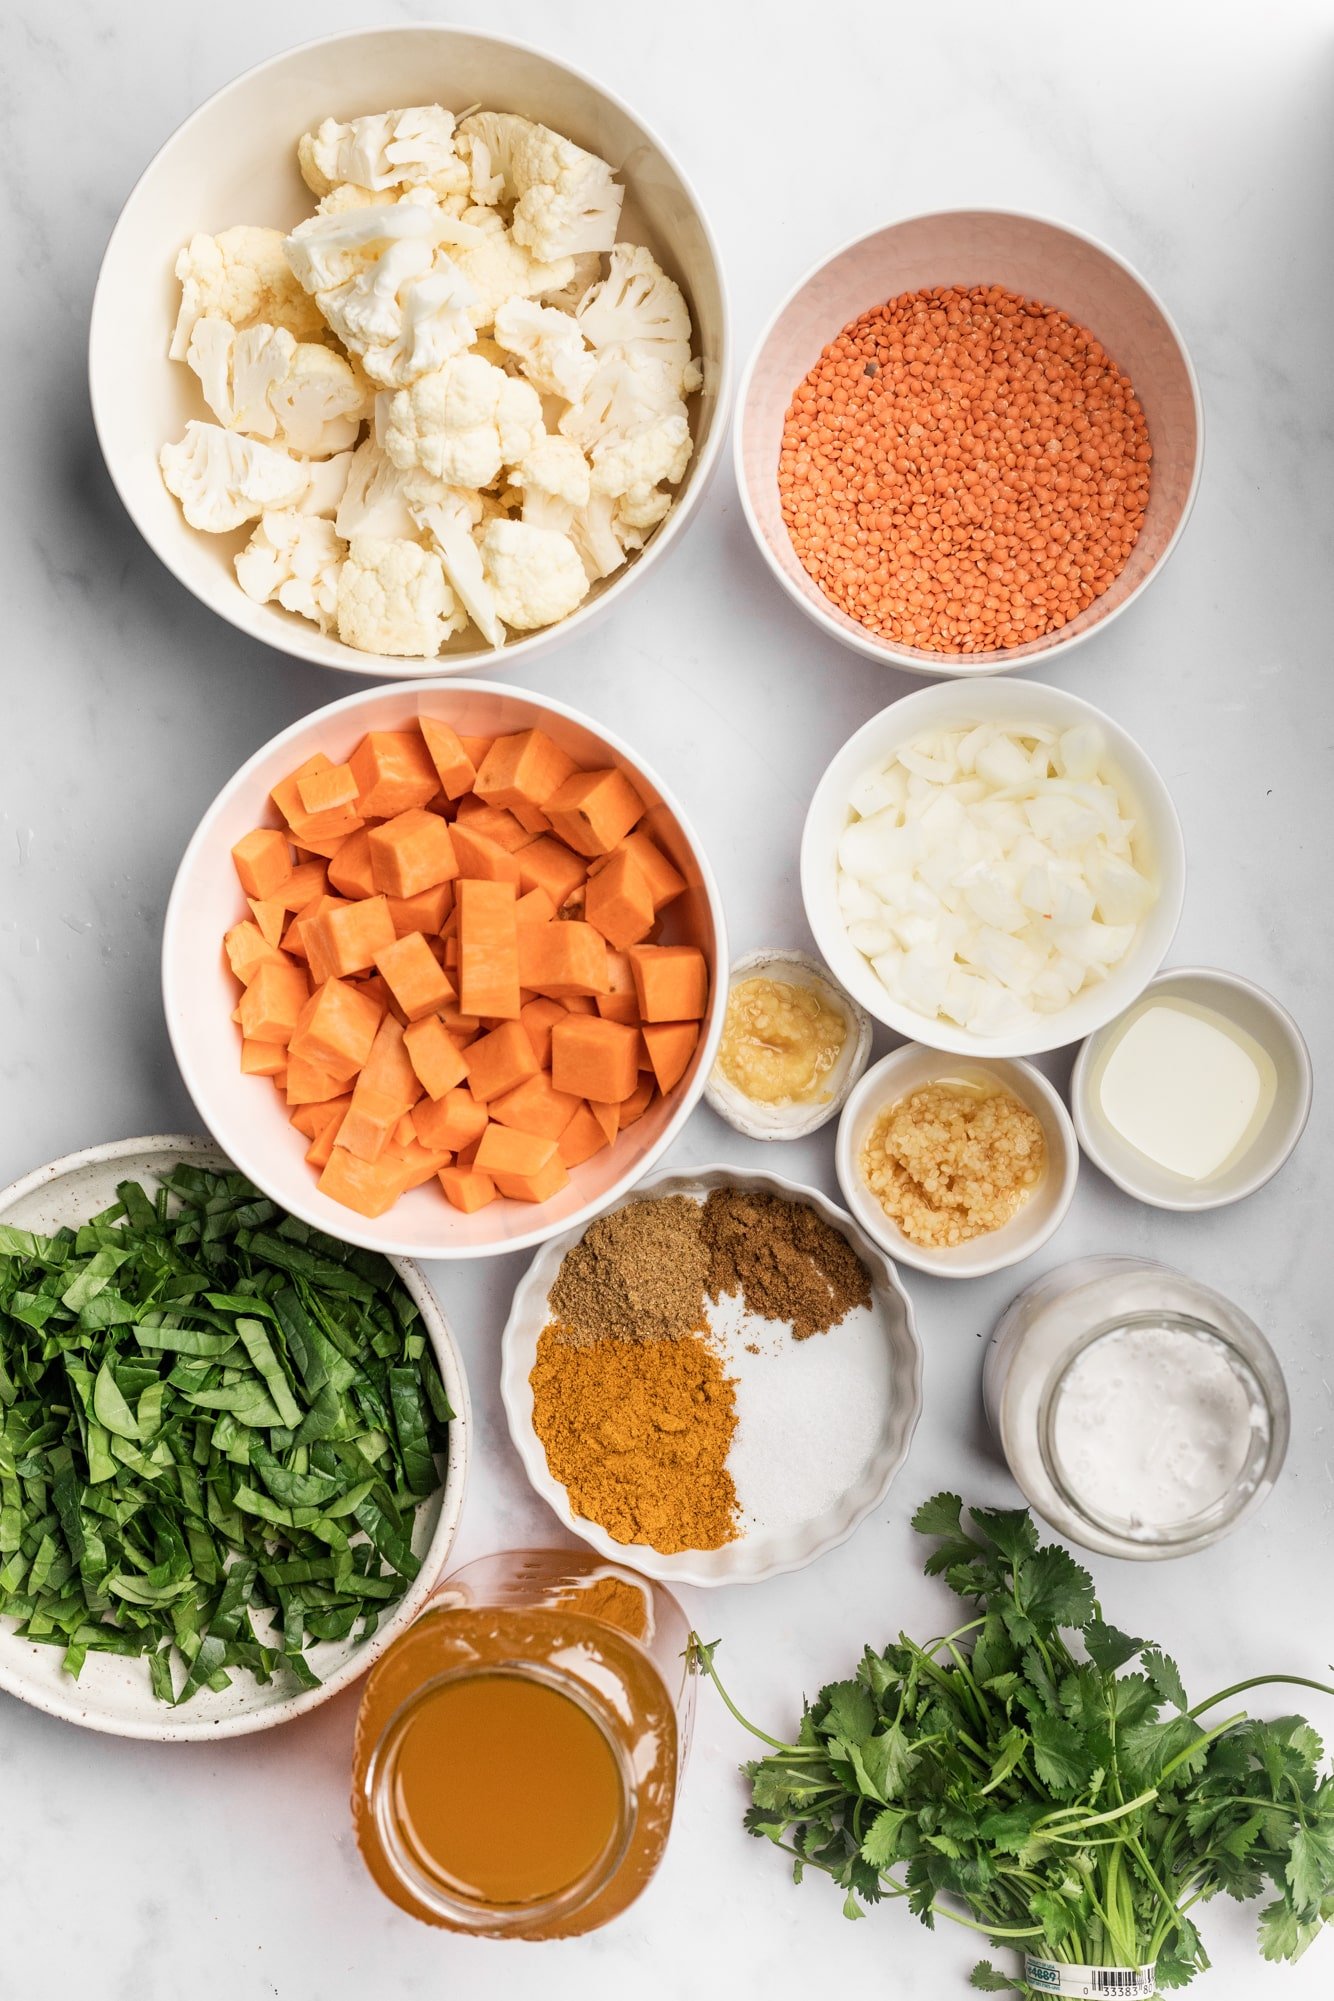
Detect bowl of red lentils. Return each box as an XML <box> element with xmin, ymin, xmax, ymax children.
<box><xmin>736</xmin><ymin>209</ymin><xmax>1202</xmax><ymax>676</ymax></box>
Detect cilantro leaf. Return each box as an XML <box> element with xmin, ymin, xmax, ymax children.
<box><xmin>1084</xmin><ymin>1617</ymin><xmax>1144</xmax><ymax>1674</ymax></box>
<box><xmin>1030</xmin><ymin>1712</ymin><xmax>1099</xmax><ymax>1796</ymax></box>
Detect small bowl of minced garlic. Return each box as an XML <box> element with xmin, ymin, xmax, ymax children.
<box><xmin>836</xmin><ymin>1043</ymin><xmax>1078</xmax><ymax>1278</ymax></box>
<box><xmin>705</xmin><ymin>950</ymin><xmax>871</xmax><ymax>1140</ymax></box>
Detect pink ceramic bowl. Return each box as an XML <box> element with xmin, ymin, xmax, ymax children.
<box><xmin>736</xmin><ymin>208</ymin><xmax>1203</xmax><ymax>678</ymax></box>
<box><xmin>162</xmin><ymin>680</ymin><xmax>727</xmax><ymax>1259</ymax></box>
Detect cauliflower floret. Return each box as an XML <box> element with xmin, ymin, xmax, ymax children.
<box><xmin>334</xmin><ymin>438</ymin><xmax>456</xmax><ymax>540</ymax></box>
<box><xmin>614</xmin><ymin>483</ymin><xmax>673</xmax><ymax>547</ymax></box>
<box><xmin>509</xmin><ymin>434</ymin><xmax>591</xmax><ymax>532</ymax></box>
<box><xmin>589</xmin><ymin>409</ymin><xmax>691</xmax><ymax>500</ymax></box>
<box><xmin>559</xmin><ymin>348</ymin><xmax>685</xmax><ymax>454</ymax></box>
<box><xmin>298</xmin><ymin>106</ymin><xmax>469</xmax><ymax>202</ymax></box>
<box><xmin>235</xmin><ymin>512</ymin><xmax>346</xmax><ymax>631</ymax></box>
<box><xmin>478</xmin><ymin>518</ymin><xmax>590</xmax><ymax>630</ymax></box>
<box><xmin>415</xmin><ymin>494</ymin><xmax>506</xmax><ymax>648</ymax></box>
<box><xmin>492</xmin><ymin>297</ymin><xmax>595</xmax><ymax>401</ymax></box>
<box><xmin>577</xmin><ymin>243</ymin><xmax>701</xmax><ymax>398</ymax></box>
<box><xmin>170</xmin><ymin>225</ymin><xmax>324</xmax><ymax>361</ymax></box>
<box><xmin>455</xmin><ymin>129</ymin><xmax>506</xmax><ymax>207</ymax></box>
<box><xmin>457</xmin><ymin>112</ymin><xmax>623</xmax><ymax>261</ymax></box>
<box><xmin>159</xmin><ymin>421</ymin><xmax>308</xmax><ymax>532</ymax></box>
<box><xmin>285</xmin><ymin>204</ymin><xmax>481</xmax><ymax>389</ymax></box>
<box><xmin>452</xmin><ymin>211</ymin><xmax>575</xmax><ymax>331</ymax></box>
<box><xmin>336</xmin><ymin>535</ymin><xmax>463</xmax><ymax>656</ymax></box>
<box><xmin>299</xmin><ymin>449</ymin><xmax>356</xmax><ymax>518</ymax></box>
<box><xmin>567</xmin><ymin>491</ymin><xmax>630</xmax><ymax>580</ymax></box>
<box><xmin>541</xmin><ymin>252</ymin><xmax>604</xmax><ymax>316</ymax></box>
<box><xmin>380</xmin><ymin>353</ymin><xmax>543</xmax><ymax>488</ymax></box>
<box><xmin>316</xmin><ymin>184</ymin><xmax>400</xmax><ymax>216</ymax></box>
<box><xmin>186</xmin><ymin>318</ymin><xmax>368</xmax><ymax>456</ymax></box>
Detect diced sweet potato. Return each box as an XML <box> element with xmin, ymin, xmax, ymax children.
<box><xmin>369</xmin><ymin>809</ymin><xmax>459</xmax><ymax>899</ymax></box>
<box><xmin>348</xmin><ymin>731</ymin><xmax>439</xmax><ymax>817</ymax></box>
<box><xmin>584</xmin><ymin>847</ymin><xmax>656</xmax><ymax>949</ymax></box>
<box><xmin>413</xmin><ymin>1087</ymin><xmax>488</xmax><ymax>1154</ymax></box>
<box><xmin>271</xmin><ymin>754</ymin><xmax>364</xmax><ymax>848</ymax></box>
<box><xmin>511</xmin><ymin>801</ymin><xmax>553</xmax><ymax>837</ymax></box>
<box><xmin>450</xmin><ymin>822</ymin><xmax>522</xmax><ymax>884</ymax></box>
<box><xmin>594</xmin><ymin>830</ymin><xmax>687</xmax><ymax>911</ymax></box>
<box><xmin>232</xmin><ymin>828</ymin><xmax>293</xmax><ymax>901</ymax></box>
<box><xmin>457</xmin><ymin>879</ymin><xmax>520</xmax><ymax>1020</ymax></box>
<box><xmin>588</xmin><ymin>1099</ymin><xmax>621</xmax><ymax>1144</ymax></box>
<box><xmin>274</xmin><ymin>860</ymin><xmax>329</xmax><ymax>912</ymax></box>
<box><xmin>465</xmin><ymin>1019</ymin><xmax>540</xmax><ymax>1102</ymax></box>
<box><xmin>438</xmin><ymin>1164</ymin><xmax>497</xmax><ymax>1213</ymax></box>
<box><xmin>518</xmin><ymin>921</ymin><xmax>609</xmax><ymax>998</ymax></box>
<box><xmin>374</xmin><ymin>931</ymin><xmax>456</xmax><ymax>1022</ymax></box>
<box><xmin>641</xmin><ymin>1020</ymin><xmax>700</xmax><ymax>1094</ymax></box>
<box><xmin>545</xmin><ymin>768</ymin><xmax>646</xmax><ymax>856</ymax></box>
<box><xmin>628</xmin><ymin>944</ymin><xmax>709</xmax><ymax>1022</ymax></box>
<box><xmin>562</xmin><ymin>993</ymin><xmax>598</xmax><ymax>1015</ymax></box>
<box><xmin>359</xmin><ymin>1013</ymin><xmax>421</xmax><ymax>1109</ymax></box>
<box><xmin>515</xmin><ymin>887</ymin><xmax>558</xmax><ymax>940</ymax></box>
<box><xmin>595</xmin><ymin>950</ymin><xmax>641</xmax><ymax>1024</ymax></box>
<box><xmin>305</xmin><ymin>1108</ymin><xmax>349</xmax><ymax>1170</ymax></box>
<box><xmin>318</xmin><ymin>1147</ymin><xmax>408</xmax><ymax>1218</ymax></box>
<box><xmin>517</xmin><ymin>835</ymin><xmax>589</xmax><ymax>909</ymax></box>
<box><xmin>489</xmin><ymin>1071</ymin><xmax>580</xmax><ymax>1141</ymax></box>
<box><xmin>247</xmin><ymin>896</ymin><xmax>288</xmax><ymax>948</ymax></box>
<box><xmin>327</xmin><ymin>827</ymin><xmax>378</xmax><ymax>901</ymax></box>
<box><xmin>419</xmin><ymin>716</ymin><xmax>477</xmax><ymax>800</ymax></box>
<box><xmin>237</xmin><ymin>961</ymin><xmax>309</xmax><ymax>1044</ymax></box>
<box><xmin>382</xmin><ymin>1133</ymin><xmax>452</xmax><ymax>1190</ymax></box>
<box><xmin>403</xmin><ymin>1015</ymin><xmax>470</xmax><ymax>1099</ymax></box>
<box><xmin>338</xmin><ymin>1088</ymin><xmax>402</xmax><ymax>1164</ymax></box>
<box><xmin>298</xmin><ymin>762</ymin><xmax>359</xmax><ymax>814</ymax></box>
<box><xmin>519</xmin><ymin>994</ymin><xmax>567</xmax><ymax>1069</ymax></box>
<box><xmin>454</xmin><ymin>797</ymin><xmax>540</xmax><ymax>854</ymax></box>
<box><xmin>550</xmin><ymin>1016</ymin><xmax>640</xmax><ymax>1103</ymax></box>
<box><xmin>290</xmin><ymin>977</ymin><xmax>384</xmax><ymax>1079</ymax></box>
<box><xmin>474</xmin><ymin>1125</ymin><xmax>569</xmax><ymax>1203</ymax></box>
<box><xmin>459</xmin><ymin>735</ymin><xmax>495</xmax><ymax>771</ymax></box>
<box><xmin>619</xmin><ymin>1075</ymin><xmax>657</xmax><ymax>1126</ymax></box>
<box><xmin>224</xmin><ymin>920</ymin><xmax>288</xmax><ymax>985</ymax></box>
<box><xmin>557</xmin><ymin>1102</ymin><xmax>613</xmax><ymax>1167</ymax></box>
<box><xmin>285</xmin><ymin>1053</ymin><xmax>350</xmax><ymax>1105</ymax></box>
<box><xmin>474</xmin><ymin>729</ymin><xmax>578</xmax><ymax>814</ymax></box>
<box><xmin>291</xmin><ymin>1095</ymin><xmax>352</xmax><ymax>1141</ymax></box>
<box><xmin>288</xmin><ymin>895</ymin><xmax>349</xmax><ymax>981</ymax></box>
<box><xmin>240</xmin><ymin>1038</ymin><xmax>287</xmax><ymax>1077</ymax></box>
<box><xmin>386</xmin><ymin>881</ymin><xmax>453</xmax><ymax>939</ymax></box>
<box><xmin>312</xmin><ymin>896</ymin><xmax>397</xmax><ymax>979</ymax></box>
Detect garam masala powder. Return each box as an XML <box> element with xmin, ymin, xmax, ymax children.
<box><xmin>530</xmin><ymin>1188</ymin><xmax>873</xmax><ymax>1554</ymax></box>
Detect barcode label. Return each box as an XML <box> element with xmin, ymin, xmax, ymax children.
<box><xmin>1024</xmin><ymin>1956</ymin><xmax>1157</xmax><ymax>1998</ymax></box>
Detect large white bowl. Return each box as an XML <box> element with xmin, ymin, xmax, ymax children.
<box><xmin>0</xmin><ymin>1135</ymin><xmax>469</xmax><ymax>1741</ymax></box>
<box><xmin>163</xmin><ymin>680</ymin><xmax>727</xmax><ymax>1259</ymax></box>
<box><xmin>89</xmin><ymin>25</ymin><xmax>730</xmax><ymax>679</ymax></box>
<box><xmin>737</xmin><ymin>208</ymin><xmax>1202</xmax><ymax>678</ymax></box>
<box><xmin>802</xmin><ymin>678</ymin><xmax>1185</xmax><ymax>1058</ymax></box>
<box><xmin>499</xmin><ymin>1165</ymin><xmax>923</xmax><ymax>1587</ymax></box>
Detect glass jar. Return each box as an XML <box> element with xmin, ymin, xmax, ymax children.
<box><xmin>351</xmin><ymin>1549</ymin><xmax>693</xmax><ymax>1938</ymax></box>
<box><xmin>983</xmin><ymin>1255</ymin><xmax>1289</xmax><ymax>1560</ymax></box>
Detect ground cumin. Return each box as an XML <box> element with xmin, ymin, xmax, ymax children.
<box><xmin>546</xmin><ymin>1194</ymin><xmax>710</xmax><ymax>1345</ymax></box>
<box><xmin>530</xmin><ymin>1326</ymin><xmax>739</xmax><ymax>1552</ymax></box>
<box><xmin>701</xmin><ymin>1188</ymin><xmax>871</xmax><ymax>1339</ymax></box>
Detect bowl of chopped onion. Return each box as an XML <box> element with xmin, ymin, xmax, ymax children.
<box><xmin>88</xmin><ymin>26</ymin><xmax>730</xmax><ymax>676</ymax></box>
<box><xmin>801</xmin><ymin>679</ymin><xmax>1185</xmax><ymax>1058</ymax></box>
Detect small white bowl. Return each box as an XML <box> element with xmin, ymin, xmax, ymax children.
<box><xmin>162</xmin><ymin>679</ymin><xmax>727</xmax><ymax>1261</ymax></box>
<box><xmin>704</xmin><ymin>948</ymin><xmax>872</xmax><ymax>1140</ymax></box>
<box><xmin>499</xmin><ymin>1164</ymin><xmax>923</xmax><ymax>1587</ymax></box>
<box><xmin>0</xmin><ymin>1135</ymin><xmax>469</xmax><ymax>1741</ymax></box>
<box><xmin>802</xmin><ymin>677</ymin><xmax>1185</xmax><ymax>1059</ymax></box>
<box><xmin>1070</xmin><ymin>966</ymin><xmax>1313</xmax><ymax>1211</ymax></box>
<box><xmin>836</xmin><ymin>1047</ymin><xmax>1078</xmax><ymax>1279</ymax></box>
<box><xmin>736</xmin><ymin>207</ymin><xmax>1202</xmax><ymax>678</ymax></box>
<box><xmin>89</xmin><ymin>24</ymin><xmax>730</xmax><ymax>679</ymax></box>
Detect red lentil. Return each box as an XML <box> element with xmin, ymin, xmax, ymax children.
<box><xmin>778</xmin><ymin>284</ymin><xmax>1152</xmax><ymax>654</ymax></box>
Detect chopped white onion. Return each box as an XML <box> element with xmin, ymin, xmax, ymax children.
<box><xmin>835</xmin><ymin>720</ymin><xmax>1157</xmax><ymax>1033</ymax></box>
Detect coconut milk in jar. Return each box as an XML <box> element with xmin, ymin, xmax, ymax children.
<box><xmin>983</xmin><ymin>1256</ymin><xmax>1289</xmax><ymax>1560</ymax></box>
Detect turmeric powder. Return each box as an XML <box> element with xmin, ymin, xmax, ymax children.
<box><xmin>530</xmin><ymin>1326</ymin><xmax>739</xmax><ymax>1553</ymax></box>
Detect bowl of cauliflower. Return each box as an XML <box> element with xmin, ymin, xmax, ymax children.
<box><xmin>90</xmin><ymin>26</ymin><xmax>729</xmax><ymax>675</ymax></box>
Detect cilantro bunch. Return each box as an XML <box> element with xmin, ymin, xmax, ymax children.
<box><xmin>692</xmin><ymin>1495</ymin><xmax>1334</xmax><ymax>1992</ymax></box>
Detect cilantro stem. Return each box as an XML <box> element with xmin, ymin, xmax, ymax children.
<box><xmin>1186</xmin><ymin>1673</ymin><xmax>1334</xmax><ymax>1719</ymax></box>
<box><xmin>686</xmin><ymin>1634</ymin><xmax>799</xmax><ymax>1753</ymax></box>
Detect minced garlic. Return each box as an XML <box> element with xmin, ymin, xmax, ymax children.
<box><xmin>861</xmin><ymin>1079</ymin><xmax>1045</xmax><ymax>1249</ymax></box>
<box><xmin>717</xmin><ymin>977</ymin><xmax>848</xmax><ymax>1106</ymax></box>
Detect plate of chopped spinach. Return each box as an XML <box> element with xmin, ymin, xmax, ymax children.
<box><xmin>0</xmin><ymin>1135</ymin><xmax>468</xmax><ymax>1739</ymax></box>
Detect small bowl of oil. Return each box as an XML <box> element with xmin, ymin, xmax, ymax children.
<box><xmin>704</xmin><ymin>949</ymin><xmax>872</xmax><ymax>1141</ymax></box>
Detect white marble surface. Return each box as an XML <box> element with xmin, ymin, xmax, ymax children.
<box><xmin>3</xmin><ymin>3</ymin><xmax>1332</xmax><ymax>1996</ymax></box>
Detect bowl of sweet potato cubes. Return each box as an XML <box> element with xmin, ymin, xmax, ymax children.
<box><xmin>163</xmin><ymin>682</ymin><xmax>726</xmax><ymax>1257</ymax></box>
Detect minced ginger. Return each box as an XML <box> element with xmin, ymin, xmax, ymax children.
<box><xmin>861</xmin><ymin>1080</ymin><xmax>1045</xmax><ymax>1249</ymax></box>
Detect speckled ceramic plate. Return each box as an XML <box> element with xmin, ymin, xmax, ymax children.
<box><xmin>499</xmin><ymin>1163</ymin><xmax>922</xmax><ymax>1586</ymax></box>
<box><xmin>0</xmin><ymin>1135</ymin><xmax>469</xmax><ymax>1740</ymax></box>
